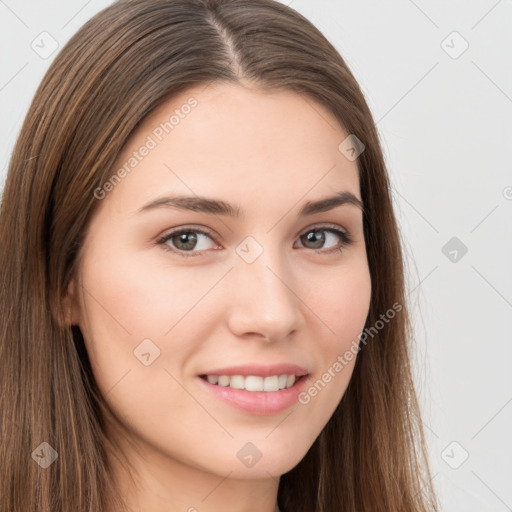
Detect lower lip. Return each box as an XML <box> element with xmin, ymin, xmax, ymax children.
<box><xmin>197</xmin><ymin>375</ymin><xmax>310</xmax><ymax>415</ymax></box>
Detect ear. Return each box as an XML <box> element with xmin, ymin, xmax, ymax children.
<box><xmin>62</xmin><ymin>279</ymin><xmax>81</xmax><ymax>327</ymax></box>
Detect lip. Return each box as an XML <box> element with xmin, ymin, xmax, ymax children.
<box><xmin>197</xmin><ymin>366</ymin><xmax>310</xmax><ymax>415</ymax></box>
<box><xmin>199</xmin><ymin>363</ymin><xmax>309</xmax><ymax>378</ymax></box>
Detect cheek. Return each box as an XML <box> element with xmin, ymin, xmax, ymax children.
<box><xmin>80</xmin><ymin>242</ymin><xmax>226</xmax><ymax>333</ymax></box>
<box><xmin>77</xmin><ymin>249</ymin><xmax>228</xmax><ymax>384</ymax></box>
<box><xmin>311</xmin><ymin>261</ymin><xmax>372</xmax><ymax>349</ymax></box>
<box><xmin>297</xmin><ymin>262</ymin><xmax>371</xmax><ymax>413</ymax></box>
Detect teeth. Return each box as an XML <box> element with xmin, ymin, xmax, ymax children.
<box><xmin>203</xmin><ymin>374</ymin><xmax>299</xmax><ymax>392</ymax></box>
<box><xmin>246</xmin><ymin>376</ymin><xmax>264</xmax><ymax>391</ymax></box>
<box><xmin>263</xmin><ymin>375</ymin><xmax>279</xmax><ymax>391</ymax></box>
<box><xmin>230</xmin><ymin>375</ymin><xmax>245</xmax><ymax>389</ymax></box>
<box><xmin>218</xmin><ymin>375</ymin><xmax>230</xmax><ymax>387</ymax></box>
<box><xmin>207</xmin><ymin>375</ymin><xmax>219</xmax><ymax>385</ymax></box>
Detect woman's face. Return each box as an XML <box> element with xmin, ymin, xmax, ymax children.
<box><xmin>68</xmin><ymin>82</ymin><xmax>371</xmax><ymax>483</ymax></box>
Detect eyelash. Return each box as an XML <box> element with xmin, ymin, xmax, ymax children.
<box><xmin>156</xmin><ymin>224</ymin><xmax>354</xmax><ymax>258</ymax></box>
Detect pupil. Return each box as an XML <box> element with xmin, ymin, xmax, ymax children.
<box><xmin>305</xmin><ymin>230</ymin><xmax>325</xmax><ymax>249</ymax></box>
<box><xmin>175</xmin><ymin>232</ymin><xmax>197</xmax><ymax>250</ymax></box>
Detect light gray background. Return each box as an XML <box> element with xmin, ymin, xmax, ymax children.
<box><xmin>1</xmin><ymin>1</ymin><xmax>511</xmax><ymax>510</ymax></box>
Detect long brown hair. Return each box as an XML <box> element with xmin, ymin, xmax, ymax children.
<box><xmin>0</xmin><ymin>0</ymin><xmax>439</xmax><ymax>510</ymax></box>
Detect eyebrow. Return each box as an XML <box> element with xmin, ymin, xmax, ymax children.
<box><xmin>137</xmin><ymin>190</ymin><xmax>364</xmax><ymax>217</ymax></box>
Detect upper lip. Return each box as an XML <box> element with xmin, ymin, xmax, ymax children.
<box><xmin>199</xmin><ymin>364</ymin><xmax>309</xmax><ymax>377</ymax></box>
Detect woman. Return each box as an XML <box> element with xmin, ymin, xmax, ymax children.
<box><xmin>0</xmin><ymin>0</ymin><xmax>439</xmax><ymax>511</ymax></box>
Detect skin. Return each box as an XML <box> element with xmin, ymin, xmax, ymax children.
<box><xmin>65</xmin><ymin>81</ymin><xmax>372</xmax><ymax>512</ymax></box>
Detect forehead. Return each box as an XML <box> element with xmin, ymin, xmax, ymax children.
<box><xmin>103</xmin><ymin>82</ymin><xmax>361</xmax><ymax>215</ymax></box>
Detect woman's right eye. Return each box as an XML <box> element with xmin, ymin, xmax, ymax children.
<box><xmin>157</xmin><ymin>228</ymin><xmax>219</xmax><ymax>257</ymax></box>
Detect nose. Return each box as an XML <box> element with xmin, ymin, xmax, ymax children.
<box><xmin>225</xmin><ymin>245</ymin><xmax>305</xmax><ymax>342</ymax></box>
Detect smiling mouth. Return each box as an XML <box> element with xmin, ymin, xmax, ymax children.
<box><xmin>199</xmin><ymin>373</ymin><xmax>307</xmax><ymax>392</ymax></box>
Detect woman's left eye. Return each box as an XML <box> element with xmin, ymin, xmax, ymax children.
<box><xmin>295</xmin><ymin>226</ymin><xmax>353</xmax><ymax>253</ymax></box>
<box><xmin>156</xmin><ymin>225</ymin><xmax>353</xmax><ymax>258</ymax></box>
